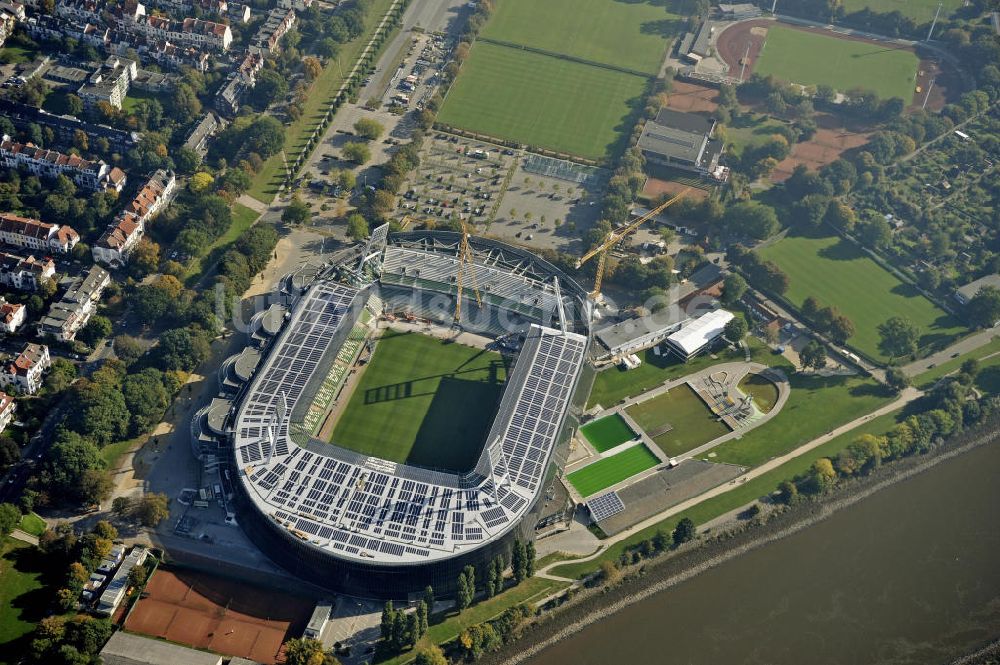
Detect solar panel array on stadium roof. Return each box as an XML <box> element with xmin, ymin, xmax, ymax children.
<box><xmin>587</xmin><ymin>491</ymin><xmax>625</xmax><ymax>523</ymax></box>
<box><xmin>233</xmin><ymin>280</ymin><xmax>588</xmax><ymax>564</ymax></box>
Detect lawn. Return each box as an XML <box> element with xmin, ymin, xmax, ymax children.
<box><xmin>758</xmin><ymin>234</ymin><xmax>965</xmax><ymax>361</ymax></box>
<box><xmin>437</xmin><ymin>42</ymin><xmax>648</xmax><ymax>161</ymax></box>
<box><xmin>704</xmin><ymin>373</ymin><xmax>890</xmax><ymax>467</ymax></box>
<box><xmin>738</xmin><ymin>373</ymin><xmax>779</xmax><ymax>413</ymax></box>
<box><xmin>567</xmin><ymin>444</ymin><xmax>660</xmax><ymax>497</ymax></box>
<box><xmin>0</xmin><ymin>538</ymin><xmax>46</xmax><ymax>656</ymax></box>
<box><xmin>329</xmin><ymin>330</ymin><xmax>506</xmax><ymax>472</ymax></box>
<box><xmin>755</xmin><ymin>25</ymin><xmax>919</xmax><ymax>101</ymax></box>
<box><xmin>550</xmin><ymin>409</ymin><xmax>904</xmax><ymax>580</ymax></box>
<box><xmin>841</xmin><ymin>0</ymin><xmax>963</xmax><ymax>23</ymax></box>
<box><xmin>247</xmin><ymin>0</ymin><xmax>398</xmax><ymax>202</ymax></box>
<box><xmin>579</xmin><ymin>414</ymin><xmax>636</xmax><ymax>452</ymax></box>
<box><xmin>18</xmin><ymin>513</ymin><xmax>45</xmax><ymax>537</ymax></box>
<box><xmin>481</xmin><ymin>0</ymin><xmax>682</xmax><ymax>75</ymax></box>
<box><xmin>121</xmin><ymin>89</ymin><xmax>168</xmax><ymax>113</ymax></box>
<box><xmin>0</xmin><ymin>44</ymin><xmax>37</xmax><ymax>65</ymax></box>
<box><xmin>626</xmin><ymin>384</ymin><xmax>730</xmax><ymax>458</ymax></box>
<box><xmin>587</xmin><ymin>344</ymin><xmax>746</xmax><ymax>409</ymax></box>
<box><xmin>182</xmin><ymin>202</ymin><xmax>260</xmax><ymax>282</ymax></box>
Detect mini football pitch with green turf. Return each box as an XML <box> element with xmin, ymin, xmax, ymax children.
<box><xmin>328</xmin><ymin>330</ymin><xmax>507</xmax><ymax>472</ymax></box>
<box><xmin>437</xmin><ymin>42</ymin><xmax>648</xmax><ymax>161</ymax></box>
<box><xmin>579</xmin><ymin>414</ymin><xmax>636</xmax><ymax>452</ymax></box>
<box><xmin>567</xmin><ymin>444</ymin><xmax>660</xmax><ymax>497</ymax></box>
<box><xmin>754</xmin><ymin>25</ymin><xmax>919</xmax><ymax>102</ymax></box>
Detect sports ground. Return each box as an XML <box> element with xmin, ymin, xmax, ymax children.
<box><xmin>567</xmin><ymin>444</ymin><xmax>660</xmax><ymax>497</ymax></box>
<box><xmin>758</xmin><ymin>234</ymin><xmax>965</xmax><ymax>360</ymax></box>
<box><xmin>438</xmin><ymin>0</ymin><xmax>681</xmax><ymax>160</ymax></box>
<box><xmin>329</xmin><ymin>330</ymin><xmax>506</xmax><ymax>472</ymax></box>
<box><xmin>841</xmin><ymin>0</ymin><xmax>963</xmax><ymax>23</ymax></box>
<box><xmin>579</xmin><ymin>414</ymin><xmax>636</xmax><ymax>452</ymax></box>
<box><xmin>626</xmin><ymin>384</ymin><xmax>730</xmax><ymax>458</ymax></box>
<box><xmin>754</xmin><ymin>25</ymin><xmax>919</xmax><ymax>101</ymax></box>
<box><xmin>124</xmin><ymin>569</ymin><xmax>314</xmax><ymax>665</ymax></box>
<box><xmin>738</xmin><ymin>374</ymin><xmax>780</xmax><ymax>413</ymax></box>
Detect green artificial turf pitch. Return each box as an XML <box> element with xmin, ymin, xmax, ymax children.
<box><xmin>329</xmin><ymin>330</ymin><xmax>507</xmax><ymax>472</ymax></box>
<box><xmin>437</xmin><ymin>42</ymin><xmax>648</xmax><ymax>161</ymax></box>
<box><xmin>758</xmin><ymin>234</ymin><xmax>965</xmax><ymax>361</ymax></box>
<box><xmin>481</xmin><ymin>0</ymin><xmax>682</xmax><ymax>76</ymax></box>
<box><xmin>754</xmin><ymin>25</ymin><xmax>919</xmax><ymax>102</ymax></box>
<box><xmin>840</xmin><ymin>0</ymin><xmax>962</xmax><ymax>24</ymax></box>
<box><xmin>579</xmin><ymin>414</ymin><xmax>636</xmax><ymax>452</ymax></box>
<box><xmin>626</xmin><ymin>384</ymin><xmax>730</xmax><ymax>458</ymax></box>
<box><xmin>567</xmin><ymin>444</ymin><xmax>660</xmax><ymax>497</ymax></box>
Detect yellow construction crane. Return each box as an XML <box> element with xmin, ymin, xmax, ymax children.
<box><xmin>454</xmin><ymin>220</ymin><xmax>482</xmax><ymax>322</ymax></box>
<box><xmin>575</xmin><ymin>188</ymin><xmax>690</xmax><ymax>299</ymax></box>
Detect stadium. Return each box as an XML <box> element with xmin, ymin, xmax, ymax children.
<box><xmin>209</xmin><ymin>229</ymin><xmax>592</xmax><ymax>599</ymax></box>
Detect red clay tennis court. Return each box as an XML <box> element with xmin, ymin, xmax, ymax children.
<box><xmin>124</xmin><ymin>568</ymin><xmax>314</xmax><ymax>664</ymax></box>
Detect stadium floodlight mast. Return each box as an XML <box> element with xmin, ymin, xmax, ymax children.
<box><xmin>770</xmin><ymin>0</ymin><xmax>777</xmax><ymax>14</ymax></box>
<box><xmin>927</xmin><ymin>2</ymin><xmax>943</xmax><ymax>41</ymax></box>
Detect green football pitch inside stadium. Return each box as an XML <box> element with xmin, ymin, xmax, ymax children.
<box><xmin>329</xmin><ymin>330</ymin><xmax>507</xmax><ymax>472</ymax></box>
<box><xmin>754</xmin><ymin>25</ymin><xmax>919</xmax><ymax>102</ymax></box>
<box><xmin>626</xmin><ymin>384</ymin><xmax>730</xmax><ymax>458</ymax></box>
<box><xmin>567</xmin><ymin>444</ymin><xmax>660</xmax><ymax>497</ymax></box>
<box><xmin>481</xmin><ymin>0</ymin><xmax>681</xmax><ymax>76</ymax></box>
<box><xmin>437</xmin><ymin>42</ymin><xmax>648</xmax><ymax>161</ymax></box>
<box><xmin>841</xmin><ymin>0</ymin><xmax>963</xmax><ymax>24</ymax></box>
<box><xmin>579</xmin><ymin>414</ymin><xmax>636</xmax><ymax>452</ymax></box>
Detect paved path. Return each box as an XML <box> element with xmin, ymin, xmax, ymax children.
<box><xmin>538</xmin><ymin>387</ymin><xmax>922</xmax><ymax>580</ymax></box>
<box><xmin>236</xmin><ymin>194</ymin><xmax>268</xmax><ymax>215</ymax></box>
<box><xmin>9</xmin><ymin>528</ymin><xmax>39</xmax><ymax>546</ymax></box>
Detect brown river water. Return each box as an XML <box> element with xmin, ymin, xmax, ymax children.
<box><xmin>526</xmin><ymin>442</ymin><xmax>1000</xmax><ymax>665</ymax></box>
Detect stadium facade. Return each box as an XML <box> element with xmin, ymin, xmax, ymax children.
<box><xmin>202</xmin><ymin>231</ymin><xmax>593</xmax><ymax>598</ymax></box>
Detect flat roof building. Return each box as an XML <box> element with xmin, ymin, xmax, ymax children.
<box><xmin>637</xmin><ymin>109</ymin><xmax>727</xmax><ymax>182</ymax></box>
<box><xmin>99</xmin><ymin>631</ymin><xmax>222</xmax><ymax>665</ymax></box>
<box><xmin>664</xmin><ymin>309</ymin><xmax>734</xmax><ymax>361</ymax></box>
<box><xmin>954</xmin><ymin>274</ymin><xmax>1000</xmax><ymax>305</ymax></box>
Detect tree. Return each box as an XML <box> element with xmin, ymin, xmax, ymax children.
<box><xmin>77</xmin><ymin>315</ymin><xmax>112</xmax><ymax>347</ymax></box>
<box><xmin>153</xmin><ymin>327</ymin><xmax>211</xmax><ymax>372</ymax></box>
<box><xmin>416</xmin><ymin>600</ymin><xmax>428</xmax><ymax>637</ymax></box>
<box><xmin>111</xmin><ymin>496</ymin><xmax>134</xmax><ymax>517</ymax></box>
<box><xmin>189</xmin><ymin>171</ymin><xmax>214</xmax><ymax>193</ymax></box>
<box><xmin>250</xmin><ymin>70</ymin><xmax>289</xmax><ymax>110</ymax></box>
<box><xmin>113</xmin><ymin>335</ymin><xmax>144</xmax><ymax>367</ymax></box>
<box><xmin>878</xmin><ymin>316</ymin><xmax>919</xmax><ymax>360</ymax></box>
<box><xmin>302</xmin><ymin>56</ymin><xmax>322</xmax><ymax>81</ymax></box>
<box><xmin>672</xmin><ymin>517</ymin><xmax>696</xmax><ymax>545</ymax></box>
<box><xmin>342</xmin><ymin>142</ymin><xmax>371</xmax><ymax>165</ymax></box>
<box><xmin>133</xmin><ymin>493</ymin><xmax>170</xmax><ymax>527</ymax></box>
<box><xmin>525</xmin><ymin>541</ymin><xmax>535</xmax><ymax>577</ymax></box>
<box><xmin>884</xmin><ymin>367</ymin><xmax>910</xmax><ymax>394</ymax></box>
<box><xmin>122</xmin><ymin>368</ymin><xmax>170</xmax><ymax>435</ymax></box>
<box><xmin>828</xmin><ymin>315</ymin><xmax>855</xmax><ymax>345</ymax></box>
<box><xmin>799</xmin><ymin>340</ymin><xmax>827</xmax><ymax>371</ymax></box>
<box><xmin>65</xmin><ymin>379</ymin><xmax>129</xmax><ymax>445</ymax></box>
<box><xmin>599</xmin><ymin>559</ymin><xmax>620</xmax><ymax>584</ymax></box>
<box><xmin>354</xmin><ymin>118</ymin><xmax>384</xmax><ymax>140</ymax></box>
<box><xmin>456</xmin><ymin>565</ymin><xmax>475</xmax><ymax>610</ymax></box>
<box><xmin>346</xmin><ymin>213</ymin><xmax>369</xmax><ymax>241</ymax></box>
<box><xmin>423</xmin><ymin>585</ymin><xmax>435</xmax><ymax>615</ymax></box>
<box><xmin>807</xmin><ymin>458</ymin><xmax>837</xmax><ymax>493</ymax></box>
<box><xmin>966</xmin><ymin>286</ymin><xmax>1000</xmax><ymax>329</ymax></box>
<box><xmin>724</xmin><ymin>317</ymin><xmax>748</xmax><ymax>343</ymax></box>
<box><xmin>0</xmin><ymin>436</ymin><xmax>18</xmax><ymax>475</ymax></box>
<box><xmin>284</xmin><ymin>637</ymin><xmax>338</xmax><ymax>665</ymax></box>
<box><xmin>777</xmin><ymin>479</ymin><xmax>799</xmax><ymax>505</ymax></box>
<box><xmin>511</xmin><ymin>539</ymin><xmax>526</xmax><ymax>583</ymax></box>
<box><xmin>338</xmin><ymin>169</ymin><xmax>357</xmax><ymax>191</ymax></box>
<box><xmin>0</xmin><ymin>502</ymin><xmax>20</xmax><ymax>536</ymax></box>
<box><xmin>129</xmin><ymin>238</ymin><xmax>160</xmax><ymax>277</ymax></box>
<box><xmin>485</xmin><ymin>559</ymin><xmax>498</xmax><ymax>599</ymax></box>
<box><xmin>414</xmin><ymin>645</ymin><xmax>448</xmax><ymax>665</ymax></box>
<box><xmin>282</xmin><ymin>195</ymin><xmax>311</xmax><ymax>225</ymax></box>
<box><xmin>724</xmin><ymin>201</ymin><xmax>779</xmax><ymax>240</ymax></box>
<box><xmin>860</xmin><ymin>217</ymin><xmax>893</xmax><ymax>251</ymax></box>
<box><xmin>721</xmin><ymin>273</ymin><xmax>748</xmax><ymax>306</ymax></box>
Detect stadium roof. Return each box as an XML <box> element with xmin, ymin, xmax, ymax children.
<box><xmin>665</xmin><ymin>309</ymin><xmax>734</xmax><ymax>357</ymax></box>
<box><xmin>99</xmin><ymin>632</ymin><xmax>222</xmax><ymax>665</ymax></box>
<box><xmin>232</xmin><ymin>279</ymin><xmax>587</xmax><ymax>565</ymax></box>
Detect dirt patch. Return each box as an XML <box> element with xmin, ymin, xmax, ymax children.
<box><xmin>771</xmin><ymin>115</ymin><xmax>873</xmax><ymax>181</ymax></box>
<box><xmin>911</xmin><ymin>54</ymin><xmax>960</xmax><ymax>112</ymax></box>
<box><xmin>124</xmin><ymin>568</ymin><xmax>314</xmax><ymax>664</ymax></box>
<box><xmin>665</xmin><ymin>81</ymin><xmax>719</xmax><ymax>114</ymax></box>
<box><xmin>642</xmin><ymin>177</ymin><xmax>710</xmax><ymax>201</ymax></box>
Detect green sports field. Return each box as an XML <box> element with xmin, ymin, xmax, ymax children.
<box><xmin>755</xmin><ymin>25</ymin><xmax>919</xmax><ymax>101</ymax></box>
<box><xmin>438</xmin><ymin>42</ymin><xmax>648</xmax><ymax>160</ymax></box>
<box><xmin>567</xmin><ymin>444</ymin><xmax>660</xmax><ymax>497</ymax></box>
<box><xmin>329</xmin><ymin>330</ymin><xmax>506</xmax><ymax>472</ymax></box>
<box><xmin>626</xmin><ymin>384</ymin><xmax>730</xmax><ymax>458</ymax></box>
<box><xmin>758</xmin><ymin>234</ymin><xmax>965</xmax><ymax>361</ymax></box>
<box><xmin>482</xmin><ymin>0</ymin><xmax>681</xmax><ymax>75</ymax></box>
<box><xmin>738</xmin><ymin>374</ymin><xmax>779</xmax><ymax>413</ymax></box>
<box><xmin>841</xmin><ymin>0</ymin><xmax>962</xmax><ymax>24</ymax></box>
<box><xmin>579</xmin><ymin>414</ymin><xmax>636</xmax><ymax>452</ymax></box>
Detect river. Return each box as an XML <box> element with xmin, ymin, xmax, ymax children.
<box><xmin>527</xmin><ymin>442</ymin><xmax>1000</xmax><ymax>665</ymax></box>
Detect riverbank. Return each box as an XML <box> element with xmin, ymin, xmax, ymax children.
<box><xmin>481</xmin><ymin>420</ymin><xmax>1000</xmax><ymax>665</ymax></box>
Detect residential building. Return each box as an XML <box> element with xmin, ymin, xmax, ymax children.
<box><xmin>215</xmin><ymin>52</ymin><xmax>261</xmax><ymax>115</ymax></box>
<box><xmin>38</xmin><ymin>265</ymin><xmax>111</xmax><ymax>341</ymax></box>
<box><xmin>250</xmin><ymin>7</ymin><xmax>295</xmax><ymax>55</ymax></box>
<box><xmin>0</xmin><ymin>0</ymin><xmax>21</xmax><ymax>49</ymax></box>
<box><xmin>77</xmin><ymin>56</ymin><xmax>137</xmax><ymax>111</ymax></box>
<box><xmin>0</xmin><ymin>134</ymin><xmax>126</xmax><ymax>192</ymax></box>
<box><xmin>0</xmin><ymin>342</ymin><xmax>50</xmax><ymax>394</ymax></box>
<box><xmin>954</xmin><ymin>274</ymin><xmax>1000</xmax><ymax>305</ymax></box>
<box><xmin>148</xmin><ymin>40</ymin><xmax>210</xmax><ymax>72</ymax></box>
<box><xmin>0</xmin><ymin>299</ymin><xmax>25</xmax><ymax>334</ymax></box>
<box><xmin>0</xmin><ymin>391</ymin><xmax>15</xmax><ymax>434</ymax></box>
<box><xmin>94</xmin><ymin>169</ymin><xmax>175</xmax><ymax>266</ymax></box>
<box><xmin>25</xmin><ymin>15</ymin><xmax>110</xmax><ymax>48</ymax></box>
<box><xmin>277</xmin><ymin>0</ymin><xmax>311</xmax><ymax>9</ymax></box>
<box><xmin>0</xmin><ymin>99</ymin><xmax>142</xmax><ymax>153</ymax></box>
<box><xmin>0</xmin><ymin>251</ymin><xmax>54</xmax><ymax>291</ymax></box>
<box><xmin>637</xmin><ymin>108</ymin><xmax>728</xmax><ymax>182</ymax></box>
<box><xmin>132</xmin><ymin>14</ymin><xmax>232</xmax><ymax>52</ymax></box>
<box><xmin>182</xmin><ymin>112</ymin><xmax>220</xmax><ymax>155</ymax></box>
<box><xmin>0</xmin><ymin>213</ymin><xmax>80</xmax><ymax>254</ymax></box>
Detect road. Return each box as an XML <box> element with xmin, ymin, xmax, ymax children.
<box><xmin>537</xmin><ymin>387</ymin><xmax>923</xmax><ymax>580</ymax></box>
<box><xmin>901</xmin><ymin>327</ymin><xmax>1000</xmax><ymax>377</ymax></box>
